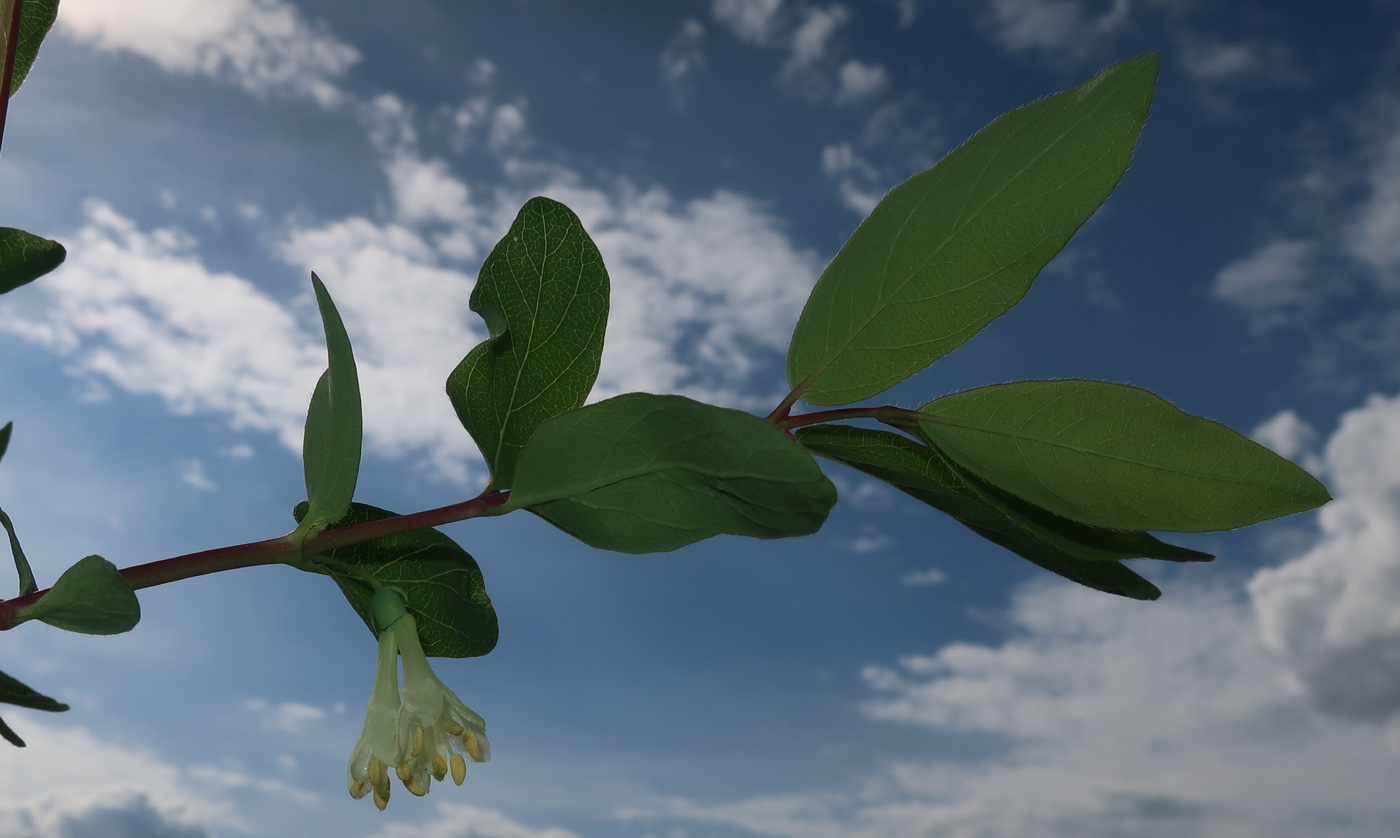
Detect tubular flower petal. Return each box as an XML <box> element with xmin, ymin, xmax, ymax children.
<box><xmin>391</xmin><ymin>613</ymin><xmax>491</xmax><ymax>795</ymax></box>
<box><xmin>347</xmin><ymin>616</ymin><xmax>401</xmax><ymax>809</ymax></box>
<box><xmin>347</xmin><ymin>588</ymin><xmax>489</xmax><ymax>809</ymax></box>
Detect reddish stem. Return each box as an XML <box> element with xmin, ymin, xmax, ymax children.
<box><xmin>0</xmin><ymin>0</ymin><xmax>24</xmax><ymax>156</ymax></box>
<box><xmin>0</xmin><ymin>489</ymin><xmax>511</xmax><ymax>630</ymax></box>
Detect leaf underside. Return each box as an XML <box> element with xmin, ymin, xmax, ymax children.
<box><xmin>299</xmin><ymin>273</ymin><xmax>363</xmax><ymax>537</ymax></box>
<box><xmin>787</xmin><ymin>54</ymin><xmax>1159</xmax><ymax>406</ymax></box>
<box><xmin>917</xmin><ymin>379</ymin><xmax>1332</xmax><ymax>532</ymax></box>
<box><xmin>795</xmin><ymin>423</ymin><xmax>1213</xmax><ymax>600</ymax></box>
<box><xmin>509</xmin><ymin>393</ymin><xmax>837</xmax><ymax>553</ymax></box>
<box><xmin>294</xmin><ymin>502</ymin><xmax>497</xmax><ymax>658</ymax></box>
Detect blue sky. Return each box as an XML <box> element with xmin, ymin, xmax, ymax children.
<box><xmin>2</xmin><ymin>0</ymin><xmax>1400</xmax><ymax>836</ymax></box>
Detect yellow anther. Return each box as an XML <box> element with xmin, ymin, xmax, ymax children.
<box><xmin>373</xmin><ymin>789</ymin><xmax>388</xmax><ymax>811</ymax></box>
<box><xmin>411</xmin><ymin>726</ymin><xmax>425</xmax><ymax>757</ymax></box>
<box><xmin>396</xmin><ymin>762</ymin><xmax>414</xmax><ymax>783</ymax></box>
<box><xmin>349</xmin><ymin>780</ymin><xmax>368</xmax><ymax>800</ymax></box>
<box><xmin>405</xmin><ymin>776</ymin><xmax>428</xmax><ymax>797</ymax></box>
<box><xmin>432</xmin><ymin>754</ymin><xmax>448</xmax><ymax>781</ymax></box>
<box><xmin>451</xmin><ymin>752</ymin><xmax>466</xmax><ymax>786</ymax></box>
<box><xmin>463</xmin><ymin>730</ymin><xmax>484</xmax><ymax>762</ymax></box>
<box><xmin>443</xmin><ymin>720</ymin><xmax>464</xmax><ymax>736</ymax></box>
<box><xmin>368</xmin><ymin>757</ymin><xmax>385</xmax><ymax>788</ymax></box>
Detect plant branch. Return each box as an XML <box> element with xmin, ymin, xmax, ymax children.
<box><xmin>0</xmin><ymin>489</ymin><xmax>511</xmax><ymax>630</ymax></box>
<box><xmin>775</xmin><ymin>405</ymin><xmax>926</xmax><ymax>431</ymax></box>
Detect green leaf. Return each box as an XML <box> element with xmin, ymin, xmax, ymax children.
<box><xmin>298</xmin><ymin>273</ymin><xmax>363</xmax><ymax>539</ymax></box>
<box><xmin>6</xmin><ymin>0</ymin><xmax>59</xmax><ymax>95</ymax></box>
<box><xmin>448</xmin><ymin>197</ymin><xmax>610</xmax><ymax>489</ymax></box>
<box><xmin>14</xmin><ymin>555</ymin><xmax>140</xmax><ymax>634</ymax></box>
<box><xmin>0</xmin><ymin>667</ymin><xmax>69</xmax><ymax>748</ymax></box>
<box><xmin>0</xmin><ymin>506</ymin><xmax>35</xmax><ymax>596</ymax></box>
<box><xmin>917</xmin><ymin>379</ymin><xmax>1333</xmax><ymax>532</ymax></box>
<box><xmin>0</xmin><ymin>227</ymin><xmax>65</xmax><ymax>295</ymax></box>
<box><xmin>292</xmin><ymin>501</ymin><xmax>496</xmax><ymax>658</ymax></box>
<box><xmin>795</xmin><ymin>423</ymin><xmax>1167</xmax><ymax>600</ymax></box>
<box><xmin>0</xmin><ymin>420</ymin><xmax>10</xmax><ymax>462</ymax></box>
<box><xmin>786</xmin><ymin>54</ymin><xmax>1158</xmax><ymax>406</ymax></box>
<box><xmin>507</xmin><ymin>393</ymin><xmax>837</xmax><ymax>553</ymax></box>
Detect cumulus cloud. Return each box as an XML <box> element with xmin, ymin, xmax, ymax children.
<box><xmin>0</xmin><ymin>719</ymin><xmax>236</xmax><ymax>837</ymax></box>
<box><xmin>0</xmin><ymin>200</ymin><xmax>326</xmax><ymax>449</ymax></box>
<box><xmin>1250</xmin><ymin>392</ymin><xmax>1400</xmax><ymax>727</ymax></box>
<box><xmin>820</xmin><ymin>97</ymin><xmax>944</xmax><ymax>214</ymax></box>
<box><xmin>1252</xmin><ymin>408</ymin><xmax>1319</xmax><ymax>464</ymax></box>
<box><xmin>370</xmin><ymin>802</ymin><xmax>581</xmax><ymax>838</ymax></box>
<box><xmin>57</xmin><ymin>0</ymin><xmax>360</xmax><ymax>106</ymax></box>
<box><xmin>632</xmin><ymin>388</ymin><xmax>1400</xmax><ymax>838</ymax></box>
<box><xmin>712</xmin><ymin>0</ymin><xmax>785</xmax><ymax>45</ymax></box>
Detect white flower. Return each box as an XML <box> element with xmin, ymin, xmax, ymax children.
<box><xmin>347</xmin><ymin>588</ymin><xmax>490</xmax><ymax>809</ymax></box>
<box><xmin>347</xmin><ymin>612</ymin><xmax>403</xmax><ymax>810</ymax></box>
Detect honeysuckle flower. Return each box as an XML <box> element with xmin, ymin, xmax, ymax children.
<box><xmin>348</xmin><ymin>588</ymin><xmax>490</xmax><ymax>809</ymax></box>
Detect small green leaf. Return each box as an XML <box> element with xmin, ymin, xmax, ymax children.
<box><xmin>298</xmin><ymin>273</ymin><xmax>363</xmax><ymax>539</ymax></box>
<box><xmin>448</xmin><ymin>197</ymin><xmax>610</xmax><ymax>489</ymax></box>
<box><xmin>796</xmin><ymin>424</ymin><xmax>1173</xmax><ymax>600</ymax></box>
<box><xmin>787</xmin><ymin>54</ymin><xmax>1158</xmax><ymax>406</ymax></box>
<box><xmin>0</xmin><ymin>420</ymin><xmax>11</xmax><ymax>462</ymax></box>
<box><xmin>507</xmin><ymin>393</ymin><xmax>837</xmax><ymax>553</ymax></box>
<box><xmin>6</xmin><ymin>0</ymin><xmax>59</xmax><ymax>95</ymax></box>
<box><xmin>0</xmin><ymin>506</ymin><xmax>36</xmax><ymax>596</ymax></box>
<box><xmin>917</xmin><ymin>379</ymin><xmax>1333</xmax><ymax>532</ymax></box>
<box><xmin>0</xmin><ymin>667</ymin><xmax>69</xmax><ymax>748</ymax></box>
<box><xmin>0</xmin><ymin>228</ymin><xmax>65</xmax><ymax>294</ymax></box>
<box><xmin>15</xmin><ymin>555</ymin><xmax>140</xmax><ymax>635</ymax></box>
<box><xmin>292</xmin><ymin>502</ymin><xmax>496</xmax><ymax>658</ymax></box>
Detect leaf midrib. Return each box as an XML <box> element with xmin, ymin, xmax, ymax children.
<box><xmin>801</xmin><ymin>71</ymin><xmax>1133</xmax><ymax>397</ymax></box>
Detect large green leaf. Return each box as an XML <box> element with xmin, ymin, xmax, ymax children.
<box><xmin>14</xmin><ymin>555</ymin><xmax>140</xmax><ymax>635</ymax></box>
<box><xmin>786</xmin><ymin>54</ymin><xmax>1158</xmax><ymax>406</ymax></box>
<box><xmin>795</xmin><ymin>423</ymin><xmax>1170</xmax><ymax>600</ymax></box>
<box><xmin>0</xmin><ymin>227</ymin><xmax>65</xmax><ymax>294</ymax></box>
<box><xmin>917</xmin><ymin>379</ymin><xmax>1332</xmax><ymax>532</ymax></box>
<box><xmin>508</xmin><ymin>393</ymin><xmax>837</xmax><ymax>553</ymax></box>
<box><xmin>293</xmin><ymin>502</ymin><xmax>496</xmax><ymax>658</ymax></box>
<box><xmin>5</xmin><ymin>0</ymin><xmax>59</xmax><ymax>95</ymax></box>
<box><xmin>0</xmin><ymin>667</ymin><xmax>69</xmax><ymax>748</ymax></box>
<box><xmin>297</xmin><ymin>273</ymin><xmax>363</xmax><ymax>539</ymax></box>
<box><xmin>448</xmin><ymin>197</ymin><xmax>609</xmax><ymax>490</ymax></box>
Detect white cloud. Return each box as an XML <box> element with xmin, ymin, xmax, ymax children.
<box><xmin>712</xmin><ymin>0</ymin><xmax>785</xmax><ymax>45</ymax></box>
<box><xmin>641</xmin><ymin>389</ymin><xmax>1400</xmax><ymax>838</ymax></box>
<box><xmin>57</xmin><ymin>0</ymin><xmax>360</xmax><ymax>107</ymax></box>
<box><xmin>0</xmin><ymin>201</ymin><xmax>326</xmax><ymax>451</ymax></box>
<box><xmin>896</xmin><ymin>0</ymin><xmax>919</xmax><ymax>27</ymax></box>
<box><xmin>982</xmin><ymin>0</ymin><xmax>1133</xmax><ymax>60</ymax></box>
<box><xmin>1250</xmin><ymin>392</ymin><xmax>1400</xmax><ymax>726</ymax></box>
<box><xmin>833</xmin><ymin>60</ymin><xmax>890</xmax><ymax>105</ymax></box>
<box><xmin>820</xmin><ymin>143</ymin><xmax>882</xmax><ymax>214</ymax></box>
<box><xmin>660</xmin><ymin>19</ymin><xmax>707</xmax><ymax>110</ymax></box>
<box><xmin>782</xmin><ymin>5</ymin><xmax>849</xmax><ymax>80</ymax></box>
<box><xmin>1212</xmin><ymin>238</ymin><xmax>1317</xmax><ymax>326</ymax></box>
<box><xmin>0</xmin><ymin>719</ymin><xmax>236</xmax><ymax>837</ymax></box>
<box><xmin>178</xmin><ymin>458</ymin><xmax>217</xmax><ymax>491</ymax></box>
<box><xmin>1346</xmin><ymin>126</ymin><xmax>1400</xmax><ymax>286</ymax></box>
<box><xmin>242</xmin><ymin>699</ymin><xmax>327</xmax><ymax>733</ymax></box>
<box><xmin>900</xmin><ymin>567</ymin><xmax>946</xmax><ymax>586</ymax></box>
<box><xmin>370</xmin><ymin>801</ymin><xmax>580</xmax><ymax>838</ymax></box>
<box><xmin>850</xmin><ymin>525</ymin><xmax>892</xmax><ymax>554</ymax></box>
<box><xmin>1252</xmin><ymin>409</ymin><xmax>1319</xmax><ymax>463</ymax></box>
<box><xmin>1180</xmin><ymin>38</ymin><xmax>1263</xmax><ymax>81</ymax></box>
